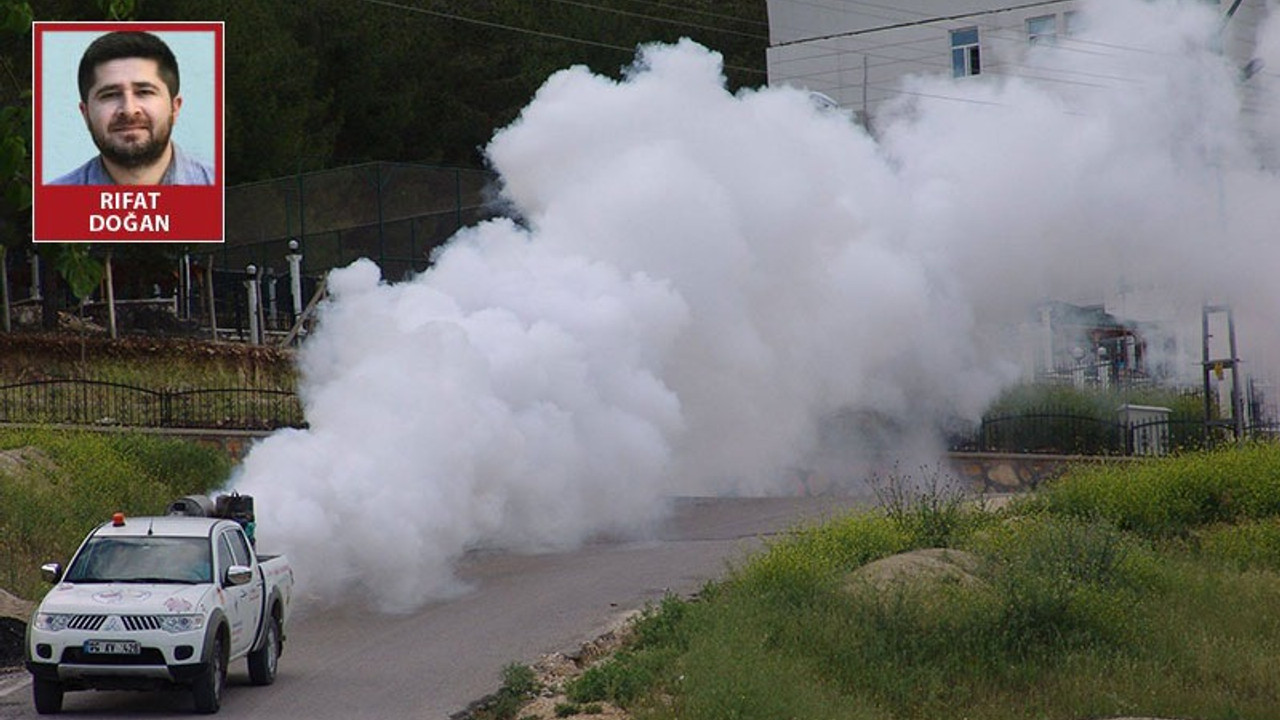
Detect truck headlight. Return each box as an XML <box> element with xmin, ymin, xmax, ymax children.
<box><xmin>159</xmin><ymin>615</ymin><xmax>206</xmax><ymax>633</ymax></box>
<box><xmin>34</xmin><ymin>614</ymin><xmax>72</xmax><ymax>632</ymax></box>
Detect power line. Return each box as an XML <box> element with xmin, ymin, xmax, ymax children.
<box><xmin>858</xmin><ymin>82</ymin><xmax>1010</xmax><ymax>109</ymax></box>
<box><xmin>769</xmin><ymin>27</ymin><xmax>1149</xmax><ymax>90</ymax></box>
<box><xmin>546</xmin><ymin>0</ymin><xmax>768</xmax><ymax>40</ymax></box>
<box><xmin>613</xmin><ymin>0</ymin><xmax>769</xmax><ymax>28</ymax></box>
<box><xmin>356</xmin><ymin>0</ymin><xmax>767</xmax><ymax>75</ymax></box>
<box><xmin>771</xmin><ymin>15</ymin><xmax>1164</xmax><ymax>72</ymax></box>
<box><xmin>358</xmin><ymin>0</ymin><xmax>637</xmax><ymax>53</ymax></box>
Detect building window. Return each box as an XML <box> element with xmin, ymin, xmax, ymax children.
<box><xmin>1063</xmin><ymin>10</ymin><xmax>1082</xmax><ymax>36</ymax></box>
<box><xmin>1027</xmin><ymin>14</ymin><xmax>1057</xmax><ymax>45</ymax></box>
<box><xmin>951</xmin><ymin>27</ymin><xmax>981</xmax><ymax>77</ymax></box>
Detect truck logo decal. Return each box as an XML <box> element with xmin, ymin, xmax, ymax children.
<box><xmin>93</xmin><ymin>589</ymin><xmax>152</xmax><ymax>604</ymax></box>
<box><xmin>165</xmin><ymin>597</ymin><xmax>194</xmax><ymax>612</ymax></box>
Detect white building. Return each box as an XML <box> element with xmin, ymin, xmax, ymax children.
<box><xmin>766</xmin><ymin>0</ymin><xmax>1276</xmax><ymax>411</ymax></box>
<box><xmin>766</xmin><ymin>0</ymin><xmax>1270</xmax><ymax>129</ymax></box>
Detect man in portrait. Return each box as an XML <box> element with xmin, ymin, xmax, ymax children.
<box><xmin>50</xmin><ymin>30</ymin><xmax>214</xmax><ymax>186</ymax></box>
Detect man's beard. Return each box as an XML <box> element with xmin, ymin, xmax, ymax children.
<box><xmin>91</xmin><ymin>114</ymin><xmax>173</xmax><ymax>169</ymax></box>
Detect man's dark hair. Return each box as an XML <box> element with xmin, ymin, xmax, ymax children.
<box><xmin>77</xmin><ymin>31</ymin><xmax>179</xmax><ymax>103</ymax></box>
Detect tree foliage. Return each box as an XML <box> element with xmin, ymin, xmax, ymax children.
<box><xmin>141</xmin><ymin>0</ymin><xmax>769</xmax><ymax>181</ymax></box>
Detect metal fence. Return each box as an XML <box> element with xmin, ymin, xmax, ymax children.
<box><xmin>8</xmin><ymin>379</ymin><xmax>1278</xmax><ymax>451</ymax></box>
<box><xmin>219</xmin><ymin>161</ymin><xmax>496</xmax><ymax>277</ymax></box>
<box><xmin>0</xmin><ymin>380</ymin><xmax>303</xmax><ymax>431</ymax></box>
<box><xmin>952</xmin><ymin>412</ymin><xmax>1127</xmax><ymax>456</ymax></box>
<box><xmin>949</xmin><ymin>412</ymin><xmax>1276</xmax><ymax>456</ymax></box>
<box><xmin>175</xmin><ymin>162</ymin><xmax>500</xmax><ymax>340</ymax></box>
<box><xmin>4</xmin><ymin>162</ymin><xmax>499</xmax><ymax>333</ymax></box>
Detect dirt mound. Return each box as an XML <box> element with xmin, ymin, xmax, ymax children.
<box><xmin>0</xmin><ymin>589</ymin><xmax>34</xmax><ymax>623</ymax></box>
<box><xmin>847</xmin><ymin>548</ymin><xmax>985</xmax><ymax>594</ymax></box>
<box><xmin>0</xmin><ymin>446</ymin><xmax>55</xmax><ymax>476</ymax></box>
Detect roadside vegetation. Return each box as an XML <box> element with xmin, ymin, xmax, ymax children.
<box><xmin>0</xmin><ymin>427</ymin><xmax>230</xmax><ymax>600</ymax></box>
<box><xmin>0</xmin><ymin>334</ymin><xmax>297</xmax><ymax>389</ymax></box>
<box><xmin>540</xmin><ymin>445</ymin><xmax>1280</xmax><ymax>720</ymax></box>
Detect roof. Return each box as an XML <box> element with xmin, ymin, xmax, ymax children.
<box><xmin>90</xmin><ymin>515</ymin><xmax>228</xmax><ymax>539</ymax></box>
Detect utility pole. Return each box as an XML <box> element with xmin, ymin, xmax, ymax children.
<box><xmin>1202</xmin><ymin>304</ymin><xmax>1244</xmax><ymax>445</ymax></box>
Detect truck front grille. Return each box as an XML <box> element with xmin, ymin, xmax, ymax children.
<box><xmin>122</xmin><ymin>615</ymin><xmax>163</xmax><ymax>631</ymax></box>
<box><xmin>67</xmin><ymin>615</ymin><xmax>106</xmax><ymax>631</ymax></box>
<box><xmin>61</xmin><ymin>614</ymin><xmax>164</xmax><ymax>631</ymax></box>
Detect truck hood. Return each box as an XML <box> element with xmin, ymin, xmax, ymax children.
<box><xmin>38</xmin><ymin>583</ymin><xmax>213</xmax><ymax>616</ymax></box>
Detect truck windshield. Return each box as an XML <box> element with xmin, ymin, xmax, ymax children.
<box><xmin>64</xmin><ymin>536</ymin><xmax>213</xmax><ymax>584</ymax></box>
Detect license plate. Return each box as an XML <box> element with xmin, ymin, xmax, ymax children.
<box><xmin>84</xmin><ymin>640</ymin><xmax>141</xmax><ymax>655</ymax></box>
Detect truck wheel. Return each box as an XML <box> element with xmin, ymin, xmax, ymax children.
<box><xmin>247</xmin><ymin>613</ymin><xmax>281</xmax><ymax>686</ymax></box>
<box><xmin>192</xmin><ymin>633</ymin><xmax>226</xmax><ymax>714</ymax></box>
<box><xmin>32</xmin><ymin>676</ymin><xmax>64</xmax><ymax>715</ymax></box>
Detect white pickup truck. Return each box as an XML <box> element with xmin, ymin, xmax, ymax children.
<box><xmin>24</xmin><ymin>494</ymin><xmax>293</xmax><ymax>715</ymax></box>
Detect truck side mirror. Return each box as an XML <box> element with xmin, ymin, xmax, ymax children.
<box><xmin>40</xmin><ymin>563</ymin><xmax>63</xmax><ymax>584</ymax></box>
<box><xmin>225</xmin><ymin>565</ymin><xmax>253</xmax><ymax>587</ymax></box>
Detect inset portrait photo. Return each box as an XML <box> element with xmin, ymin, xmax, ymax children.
<box><xmin>33</xmin><ymin>22</ymin><xmax>224</xmax><ymax>243</ymax></box>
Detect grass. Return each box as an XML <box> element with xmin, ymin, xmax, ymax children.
<box><xmin>40</xmin><ymin>360</ymin><xmax>296</xmax><ymax>390</ymax></box>
<box><xmin>559</xmin><ymin>446</ymin><xmax>1280</xmax><ymax>720</ymax></box>
<box><xmin>0</xmin><ymin>426</ymin><xmax>231</xmax><ymax>600</ymax></box>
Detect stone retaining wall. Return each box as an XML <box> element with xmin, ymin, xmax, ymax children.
<box><xmin>948</xmin><ymin>452</ymin><xmax>1134</xmax><ymax>493</ymax></box>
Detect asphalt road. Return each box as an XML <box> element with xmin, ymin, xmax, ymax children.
<box><xmin>0</xmin><ymin>495</ymin><xmax>868</xmax><ymax>720</ymax></box>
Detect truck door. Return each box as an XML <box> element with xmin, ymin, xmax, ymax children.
<box><xmin>219</xmin><ymin>528</ymin><xmax>263</xmax><ymax>658</ymax></box>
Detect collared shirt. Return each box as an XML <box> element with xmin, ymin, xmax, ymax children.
<box><xmin>49</xmin><ymin>143</ymin><xmax>215</xmax><ymax>186</ymax></box>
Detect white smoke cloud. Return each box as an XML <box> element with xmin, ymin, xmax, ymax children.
<box><xmin>230</xmin><ymin>2</ymin><xmax>1280</xmax><ymax>611</ymax></box>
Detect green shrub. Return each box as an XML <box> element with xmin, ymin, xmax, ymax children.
<box><xmin>630</xmin><ymin>592</ymin><xmax>694</xmax><ymax>652</ymax></box>
<box><xmin>871</xmin><ymin>465</ymin><xmax>980</xmax><ymax>548</ymax></box>
<box><xmin>566</xmin><ymin>648</ymin><xmax>674</xmax><ymax>708</ymax></box>
<box><xmin>1041</xmin><ymin>444</ymin><xmax>1280</xmax><ymax>538</ymax></box>
<box><xmin>473</xmin><ymin>664</ymin><xmax>539</xmax><ymax>720</ymax></box>
<box><xmin>973</xmin><ymin>516</ymin><xmax>1152</xmax><ymax>656</ymax></box>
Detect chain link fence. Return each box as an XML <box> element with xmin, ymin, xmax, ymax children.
<box><xmin>197</xmin><ymin>162</ymin><xmax>497</xmax><ymax>335</ymax></box>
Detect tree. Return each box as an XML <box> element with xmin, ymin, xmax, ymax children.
<box><xmin>0</xmin><ymin>0</ymin><xmax>32</xmax><ymax>331</ymax></box>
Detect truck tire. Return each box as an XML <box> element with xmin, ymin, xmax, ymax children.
<box><xmin>247</xmin><ymin>613</ymin><xmax>281</xmax><ymax>686</ymax></box>
<box><xmin>192</xmin><ymin>633</ymin><xmax>226</xmax><ymax>714</ymax></box>
<box><xmin>32</xmin><ymin>676</ymin><xmax>64</xmax><ymax>715</ymax></box>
